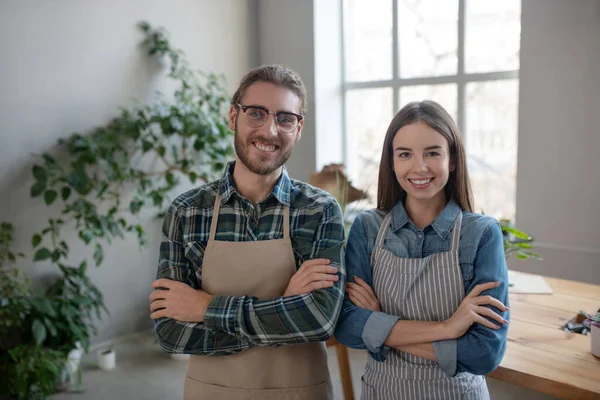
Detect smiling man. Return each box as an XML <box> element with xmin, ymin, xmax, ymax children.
<box><xmin>149</xmin><ymin>65</ymin><xmax>346</xmax><ymax>400</ymax></box>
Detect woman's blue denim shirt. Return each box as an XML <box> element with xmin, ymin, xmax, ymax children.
<box><xmin>334</xmin><ymin>199</ymin><xmax>510</xmax><ymax>377</ymax></box>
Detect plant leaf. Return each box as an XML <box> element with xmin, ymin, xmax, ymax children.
<box><xmin>166</xmin><ymin>172</ymin><xmax>176</xmax><ymax>186</ymax></box>
<box><xmin>61</xmin><ymin>186</ymin><xmax>72</xmax><ymax>201</ymax></box>
<box><xmin>514</xmin><ymin>242</ymin><xmax>533</xmax><ymax>249</ymax></box>
<box><xmin>33</xmin><ymin>247</ymin><xmax>52</xmax><ymax>261</ymax></box>
<box><xmin>142</xmin><ymin>140</ymin><xmax>153</xmax><ymax>152</ymax></box>
<box><xmin>129</xmin><ymin>199</ymin><xmax>144</xmax><ymax>214</ymax></box>
<box><xmin>193</xmin><ymin>138</ymin><xmax>204</xmax><ymax>151</ymax></box>
<box><xmin>522</xmin><ymin>251</ymin><xmax>542</xmax><ymax>260</ymax></box>
<box><xmin>32</xmin><ymin>319</ymin><xmax>47</xmax><ymax>345</ymax></box>
<box><xmin>32</xmin><ymin>234</ymin><xmax>42</xmax><ymax>248</ymax></box>
<box><xmin>31</xmin><ymin>182</ymin><xmax>46</xmax><ymax>197</ymax></box>
<box><xmin>93</xmin><ymin>243</ymin><xmax>104</xmax><ymax>266</ymax></box>
<box><xmin>33</xmin><ymin>165</ymin><xmax>47</xmax><ymax>182</ymax></box>
<box><xmin>502</xmin><ymin>226</ymin><xmax>531</xmax><ymax>240</ymax></box>
<box><xmin>44</xmin><ymin>190</ymin><xmax>58</xmax><ymax>205</ymax></box>
<box><xmin>44</xmin><ymin>317</ymin><xmax>58</xmax><ymax>337</ymax></box>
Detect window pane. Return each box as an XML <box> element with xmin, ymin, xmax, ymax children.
<box><xmin>344</xmin><ymin>0</ymin><xmax>393</xmax><ymax>82</ymax></box>
<box><xmin>399</xmin><ymin>84</ymin><xmax>458</xmax><ymax>122</ymax></box>
<box><xmin>466</xmin><ymin>79</ymin><xmax>519</xmax><ymax>220</ymax></box>
<box><xmin>399</xmin><ymin>0</ymin><xmax>458</xmax><ymax>78</ymax></box>
<box><xmin>465</xmin><ymin>0</ymin><xmax>521</xmax><ymax>73</ymax></box>
<box><xmin>346</xmin><ymin>88</ymin><xmax>393</xmax><ymax>206</ymax></box>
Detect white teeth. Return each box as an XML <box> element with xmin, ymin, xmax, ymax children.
<box><xmin>410</xmin><ymin>179</ymin><xmax>431</xmax><ymax>185</ymax></box>
<box><xmin>255</xmin><ymin>142</ymin><xmax>276</xmax><ymax>152</ymax></box>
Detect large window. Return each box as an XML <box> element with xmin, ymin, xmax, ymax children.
<box><xmin>342</xmin><ymin>0</ymin><xmax>521</xmax><ymax>220</ymax></box>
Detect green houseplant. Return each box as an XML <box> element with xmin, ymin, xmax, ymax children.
<box><xmin>499</xmin><ymin>219</ymin><xmax>541</xmax><ymax>261</ymax></box>
<box><xmin>0</xmin><ymin>21</ymin><xmax>234</xmax><ymax>399</ymax></box>
<box><xmin>0</xmin><ymin>223</ymin><xmax>72</xmax><ymax>400</ymax></box>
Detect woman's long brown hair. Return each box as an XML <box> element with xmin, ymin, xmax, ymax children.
<box><xmin>377</xmin><ymin>100</ymin><xmax>474</xmax><ymax>212</ymax></box>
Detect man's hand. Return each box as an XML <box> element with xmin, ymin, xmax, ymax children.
<box><xmin>149</xmin><ymin>278</ymin><xmax>214</xmax><ymax>322</ymax></box>
<box><xmin>283</xmin><ymin>258</ymin><xmax>339</xmax><ymax>297</ymax></box>
<box><xmin>346</xmin><ymin>276</ymin><xmax>381</xmax><ymax>312</ymax></box>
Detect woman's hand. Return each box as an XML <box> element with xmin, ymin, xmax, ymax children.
<box><xmin>443</xmin><ymin>281</ymin><xmax>509</xmax><ymax>338</ymax></box>
<box><xmin>346</xmin><ymin>276</ymin><xmax>381</xmax><ymax>312</ymax></box>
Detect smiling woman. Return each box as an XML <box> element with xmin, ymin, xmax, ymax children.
<box><xmin>334</xmin><ymin>100</ymin><xmax>510</xmax><ymax>400</ymax></box>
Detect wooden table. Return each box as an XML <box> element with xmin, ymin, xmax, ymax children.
<box><xmin>488</xmin><ymin>272</ymin><xmax>600</xmax><ymax>399</ymax></box>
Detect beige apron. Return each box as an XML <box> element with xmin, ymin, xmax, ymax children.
<box><xmin>184</xmin><ymin>193</ymin><xmax>332</xmax><ymax>400</ymax></box>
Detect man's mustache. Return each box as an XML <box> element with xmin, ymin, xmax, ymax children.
<box><xmin>245</xmin><ymin>136</ymin><xmax>281</xmax><ymax>147</ymax></box>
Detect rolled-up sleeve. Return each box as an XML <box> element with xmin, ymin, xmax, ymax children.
<box><xmin>432</xmin><ymin>339</ymin><xmax>458</xmax><ymax>376</ymax></box>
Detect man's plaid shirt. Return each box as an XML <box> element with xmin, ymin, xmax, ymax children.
<box><xmin>154</xmin><ymin>161</ymin><xmax>346</xmax><ymax>355</ymax></box>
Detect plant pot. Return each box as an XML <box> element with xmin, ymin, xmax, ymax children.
<box><xmin>97</xmin><ymin>348</ymin><xmax>116</xmax><ymax>371</ymax></box>
<box><xmin>591</xmin><ymin>324</ymin><xmax>600</xmax><ymax>358</ymax></box>
<box><xmin>170</xmin><ymin>353</ymin><xmax>190</xmax><ymax>361</ymax></box>
<box><xmin>57</xmin><ymin>342</ymin><xmax>84</xmax><ymax>391</ymax></box>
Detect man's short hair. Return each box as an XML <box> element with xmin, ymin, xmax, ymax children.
<box><xmin>231</xmin><ymin>65</ymin><xmax>307</xmax><ymax>115</ymax></box>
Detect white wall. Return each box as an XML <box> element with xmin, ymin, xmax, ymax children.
<box><xmin>257</xmin><ymin>0</ymin><xmax>346</xmax><ymax>181</ymax></box>
<box><xmin>0</xmin><ymin>0</ymin><xmax>252</xmax><ymax>343</ymax></box>
<box><xmin>257</xmin><ymin>0</ymin><xmax>317</xmax><ymax>182</ymax></box>
<box><xmin>511</xmin><ymin>0</ymin><xmax>600</xmax><ymax>284</ymax></box>
<box><xmin>314</xmin><ymin>0</ymin><xmax>345</xmax><ymax>171</ymax></box>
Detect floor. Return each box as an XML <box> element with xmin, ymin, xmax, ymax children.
<box><xmin>50</xmin><ymin>331</ymin><xmax>559</xmax><ymax>400</ymax></box>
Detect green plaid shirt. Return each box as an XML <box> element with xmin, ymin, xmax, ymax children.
<box><xmin>154</xmin><ymin>161</ymin><xmax>346</xmax><ymax>355</ymax></box>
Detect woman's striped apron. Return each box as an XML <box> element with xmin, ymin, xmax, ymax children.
<box><xmin>362</xmin><ymin>211</ymin><xmax>489</xmax><ymax>399</ymax></box>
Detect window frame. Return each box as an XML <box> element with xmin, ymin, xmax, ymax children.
<box><xmin>340</xmin><ymin>0</ymin><xmax>520</xmax><ymax>165</ymax></box>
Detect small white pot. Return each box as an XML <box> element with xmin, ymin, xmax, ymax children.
<box><xmin>591</xmin><ymin>324</ymin><xmax>600</xmax><ymax>358</ymax></box>
<box><xmin>97</xmin><ymin>348</ymin><xmax>116</xmax><ymax>371</ymax></box>
<box><xmin>170</xmin><ymin>353</ymin><xmax>190</xmax><ymax>361</ymax></box>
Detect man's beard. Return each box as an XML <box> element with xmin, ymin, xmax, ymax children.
<box><xmin>234</xmin><ymin>124</ymin><xmax>295</xmax><ymax>176</ymax></box>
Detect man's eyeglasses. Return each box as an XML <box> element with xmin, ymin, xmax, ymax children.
<box><xmin>236</xmin><ymin>103</ymin><xmax>303</xmax><ymax>133</ymax></box>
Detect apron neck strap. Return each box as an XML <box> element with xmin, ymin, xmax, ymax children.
<box><xmin>282</xmin><ymin>204</ymin><xmax>290</xmax><ymax>239</ymax></box>
<box><xmin>374</xmin><ymin>213</ymin><xmax>393</xmax><ymax>250</ymax></box>
<box><xmin>209</xmin><ymin>192</ymin><xmax>222</xmax><ymax>241</ymax></box>
<box><xmin>449</xmin><ymin>211</ymin><xmax>463</xmax><ymax>252</ymax></box>
<box><xmin>209</xmin><ymin>192</ymin><xmax>291</xmax><ymax>241</ymax></box>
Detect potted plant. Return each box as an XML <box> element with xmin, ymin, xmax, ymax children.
<box><xmin>1</xmin><ymin>222</ymin><xmax>106</xmax><ymax>398</ymax></box>
<box><xmin>0</xmin><ymin>224</ymin><xmax>82</xmax><ymax>399</ymax></box>
<box><xmin>1</xmin><ymin>20</ymin><xmax>234</xmax><ymax>398</ymax></box>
